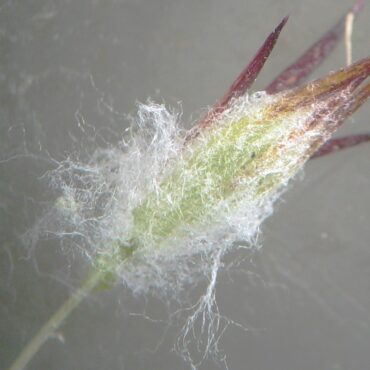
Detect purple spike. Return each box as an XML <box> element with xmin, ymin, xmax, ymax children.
<box><xmin>266</xmin><ymin>0</ymin><xmax>364</xmax><ymax>94</ymax></box>
<box><xmin>186</xmin><ymin>17</ymin><xmax>288</xmax><ymax>142</ymax></box>
<box><xmin>217</xmin><ymin>16</ymin><xmax>288</xmax><ymax>107</ymax></box>
<box><xmin>311</xmin><ymin>133</ymin><xmax>370</xmax><ymax>158</ymax></box>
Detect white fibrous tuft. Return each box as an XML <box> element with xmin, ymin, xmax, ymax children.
<box><xmin>27</xmin><ymin>93</ymin><xmax>320</xmax><ymax>294</ymax></box>
<box><xmin>26</xmin><ymin>92</ymin><xmax>327</xmax><ymax>368</ymax></box>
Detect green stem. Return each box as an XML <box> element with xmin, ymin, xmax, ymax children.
<box><xmin>7</xmin><ymin>269</ymin><xmax>103</xmax><ymax>370</ymax></box>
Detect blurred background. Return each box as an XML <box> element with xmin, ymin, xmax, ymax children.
<box><xmin>0</xmin><ymin>0</ymin><xmax>369</xmax><ymax>369</ymax></box>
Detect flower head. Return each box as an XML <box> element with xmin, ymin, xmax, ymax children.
<box><xmin>121</xmin><ymin>4</ymin><xmax>370</xmax><ymax>257</ymax></box>
<box><xmin>50</xmin><ymin>2</ymin><xmax>370</xmax><ymax>289</ymax></box>
<box><xmin>127</xmin><ymin>57</ymin><xmax>370</xmax><ymax>253</ymax></box>
<box><xmin>9</xmin><ymin>5</ymin><xmax>370</xmax><ymax>370</ymax></box>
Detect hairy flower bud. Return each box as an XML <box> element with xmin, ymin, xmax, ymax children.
<box><xmin>118</xmin><ymin>57</ymin><xmax>370</xmax><ymax>260</ymax></box>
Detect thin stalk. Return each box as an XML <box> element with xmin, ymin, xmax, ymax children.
<box><xmin>7</xmin><ymin>269</ymin><xmax>103</xmax><ymax>370</ymax></box>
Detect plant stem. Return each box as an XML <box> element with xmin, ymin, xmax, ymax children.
<box><xmin>8</xmin><ymin>269</ymin><xmax>103</xmax><ymax>370</ymax></box>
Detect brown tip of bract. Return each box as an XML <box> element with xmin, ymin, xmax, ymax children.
<box><xmin>259</xmin><ymin>56</ymin><xmax>370</xmax><ymax>161</ymax></box>
<box><xmin>272</xmin><ymin>56</ymin><xmax>370</xmax><ymax>115</ymax></box>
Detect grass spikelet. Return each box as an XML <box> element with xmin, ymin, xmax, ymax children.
<box><xmin>7</xmin><ymin>6</ymin><xmax>370</xmax><ymax>370</ymax></box>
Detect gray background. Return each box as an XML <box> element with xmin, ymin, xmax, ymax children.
<box><xmin>1</xmin><ymin>0</ymin><xmax>369</xmax><ymax>369</ymax></box>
